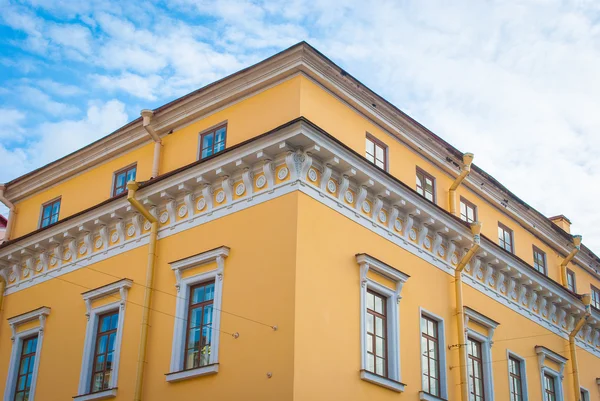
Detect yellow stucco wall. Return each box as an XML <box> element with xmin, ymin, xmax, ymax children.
<box><xmin>0</xmin><ymin>194</ymin><xmax>299</xmax><ymax>400</ymax></box>
<box><xmin>293</xmin><ymin>192</ymin><xmax>598</xmax><ymax>401</ymax></box>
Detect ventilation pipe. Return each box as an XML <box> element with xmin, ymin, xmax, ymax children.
<box><xmin>0</xmin><ymin>185</ymin><xmax>15</xmax><ymax>242</ymax></box>
<box><xmin>127</xmin><ymin>181</ymin><xmax>158</xmax><ymax>401</ymax></box>
<box><xmin>449</xmin><ymin>153</ymin><xmax>474</xmax><ymax>217</ymax></box>
<box><xmin>141</xmin><ymin>110</ymin><xmax>162</xmax><ymax>178</ymax></box>
<box><xmin>560</xmin><ymin>235</ymin><xmax>582</xmax><ymax>288</ymax></box>
<box><xmin>454</xmin><ymin>221</ymin><xmax>482</xmax><ymax>401</ymax></box>
<box><xmin>569</xmin><ymin>294</ymin><xmax>591</xmax><ymax>401</ymax></box>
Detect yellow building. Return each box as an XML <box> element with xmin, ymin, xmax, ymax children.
<box><xmin>0</xmin><ymin>42</ymin><xmax>598</xmax><ymax>401</ymax></box>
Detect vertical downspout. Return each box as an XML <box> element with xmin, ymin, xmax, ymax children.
<box><xmin>449</xmin><ymin>153</ymin><xmax>474</xmax><ymax>217</ymax></box>
<box><xmin>141</xmin><ymin>110</ymin><xmax>162</xmax><ymax>178</ymax></box>
<box><xmin>0</xmin><ymin>277</ymin><xmax>6</xmax><ymax>318</ymax></box>
<box><xmin>455</xmin><ymin>222</ymin><xmax>482</xmax><ymax>401</ymax></box>
<box><xmin>127</xmin><ymin>181</ymin><xmax>158</xmax><ymax>401</ymax></box>
<box><xmin>0</xmin><ymin>185</ymin><xmax>16</xmax><ymax>241</ymax></box>
<box><xmin>569</xmin><ymin>294</ymin><xmax>591</xmax><ymax>401</ymax></box>
<box><xmin>560</xmin><ymin>235</ymin><xmax>582</xmax><ymax>288</ymax></box>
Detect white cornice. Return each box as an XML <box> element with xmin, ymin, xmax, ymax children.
<box><xmin>7</xmin><ymin>306</ymin><xmax>51</xmax><ymax>328</ymax></box>
<box><xmin>0</xmin><ymin>121</ymin><xmax>597</xmax><ymax>358</ymax></box>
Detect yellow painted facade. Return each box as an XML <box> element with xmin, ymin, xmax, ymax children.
<box><xmin>0</xmin><ymin>43</ymin><xmax>598</xmax><ymax>401</ymax></box>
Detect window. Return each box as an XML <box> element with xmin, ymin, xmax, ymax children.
<box><xmin>508</xmin><ymin>356</ymin><xmax>524</xmax><ymax>401</ymax></box>
<box><xmin>5</xmin><ymin>307</ymin><xmax>49</xmax><ymax>401</ymax></box>
<box><xmin>90</xmin><ymin>312</ymin><xmax>119</xmax><ymax>393</ymax></box>
<box><xmin>40</xmin><ymin>198</ymin><xmax>61</xmax><ymax>228</ymax></box>
<box><xmin>460</xmin><ymin>197</ymin><xmax>477</xmax><ymax>224</ymax></box>
<box><xmin>566</xmin><ymin>269</ymin><xmax>576</xmax><ymax>293</ymax></box>
<box><xmin>184</xmin><ymin>281</ymin><xmax>215</xmax><ymax>370</ymax></box>
<box><xmin>112</xmin><ymin>164</ymin><xmax>137</xmax><ymax>197</ymax></box>
<box><xmin>498</xmin><ymin>223</ymin><xmax>514</xmax><ymax>253</ymax></box>
<box><xmin>419</xmin><ymin>311</ymin><xmax>448</xmax><ymax>401</ymax></box>
<box><xmin>76</xmin><ymin>279</ymin><xmax>130</xmax><ymax>401</ymax></box>
<box><xmin>543</xmin><ymin>373</ymin><xmax>556</xmax><ymax>401</ymax></box>
<box><xmin>535</xmin><ymin>346</ymin><xmax>566</xmax><ymax>401</ymax></box>
<box><xmin>365</xmin><ymin>135</ymin><xmax>387</xmax><ymax>170</ymax></box>
<box><xmin>199</xmin><ymin>124</ymin><xmax>227</xmax><ymax>159</ymax></box>
<box><xmin>416</xmin><ymin>168</ymin><xmax>435</xmax><ymax>203</ymax></box>
<box><xmin>591</xmin><ymin>286</ymin><xmax>600</xmax><ymax>310</ymax></box>
<box><xmin>14</xmin><ymin>336</ymin><xmax>38</xmax><ymax>401</ymax></box>
<box><xmin>468</xmin><ymin>338</ymin><xmax>485</xmax><ymax>401</ymax></box>
<box><xmin>356</xmin><ymin>253</ymin><xmax>409</xmax><ymax>393</ymax></box>
<box><xmin>532</xmin><ymin>246</ymin><xmax>547</xmax><ymax>275</ymax></box>
<box><xmin>168</xmin><ymin>246</ymin><xmax>229</xmax><ymax>382</ymax></box>
<box><xmin>580</xmin><ymin>388</ymin><xmax>590</xmax><ymax>401</ymax></box>
<box><xmin>421</xmin><ymin>316</ymin><xmax>440</xmax><ymax>397</ymax></box>
<box><xmin>464</xmin><ymin>307</ymin><xmax>497</xmax><ymax>401</ymax></box>
<box><xmin>366</xmin><ymin>290</ymin><xmax>387</xmax><ymax>377</ymax></box>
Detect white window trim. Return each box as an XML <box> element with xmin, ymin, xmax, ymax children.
<box><xmin>506</xmin><ymin>350</ymin><xmax>529</xmax><ymax>401</ymax></box>
<box><xmin>580</xmin><ymin>386</ymin><xmax>590</xmax><ymax>401</ymax></box>
<box><xmin>464</xmin><ymin>307</ymin><xmax>499</xmax><ymax>401</ymax></box>
<box><xmin>167</xmin><ymin>246</ymin><xmax>229</xmax><ymax>383</ymax></box>
<box><xmin>4</xmin><ymin>306</ymin><xmax>50</xmax><ymax>401</ymax></box>
<box><xmin>535</xmin><ymin>346</ymin><xmax>566</xmax><ymax>401</ymax></box>
<box><xmin>356</xmin><ymin>253</ymin><xmax>409</xmax><ymax>393</ymax></box>
<box><xmin>419</xmin><ymin>308</ymin><xmax>448</xmax><ymax>401</ymax></box>
<box><xmin>75</xmin><ymin>279</ymin><xmax>132</xmax><ymax>400</ymax></box>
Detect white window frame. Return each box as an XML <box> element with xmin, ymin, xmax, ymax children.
<box><xmin>579</xmin><ymin>386</ymin><xmax>590</xmax><ymax>401</ymax></box>
<box><xmin>4</xmin><ymin>307</ymin><xmax>50</xmax><ymax>401</ymax></box>
<box><xmin>506</xmin><ymin>350</ymin><xmax>529</xmax><ymax>401</ymax></box>
<box><xmin>167</xmin><ymin>246</ymin><xmax>229</xmax><ymax>383</ymax></box>
<box><xmin>464</xmin><ymin>307</ymin><xmax>498</xmax><ymax>401</ymax></box>
<box><xmin>535</xmin><ymin>345</ymin><xmax>566</xmax><ymax>401</ymax></box>
<box><xmin>75</xmin><ymin>279</ymin><xmax>132</xmax><ymax>401</ymax></box>
<box><xmin>419</xmin><ymin>308</ymin><xmax>448</xmax><ymax>401</ymax></box>
<box><xmin>356</xmin><ymin>253</ymin><xmax>409</xmax><ymax>393</ymax></box>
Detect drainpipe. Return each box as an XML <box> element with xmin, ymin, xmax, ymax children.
<box><xmin>0</xmin><ymin>185</ymin><xmax>15</xmax><ymax>242</ymax></box>
<box><xmin>141</xmin><ymin>110</ymin><xmax>162</xmax><ymax>178</ymax></box>
<box><xmin>449</xmin><ymin>153</ymin><xmax>474</xmax><ymax>217</ymax></box>
<box><xmin>560</xmin><ymin>235</ymin><xmax>582</xmax><ymax>288</ymax></box>
<box><xmin>454</xmin><ymin>221</ymin><xmax>482</xmax><ymax>401</ymax></box>
<box><xmin>127</xmin><ymin>181</ymin><xmax>158</xmax><ymax>401</ymax></box>
<box><xmin>569</xmin><ymin>294</ymin><xmax>591</xmax><ymax>401</ymax></box>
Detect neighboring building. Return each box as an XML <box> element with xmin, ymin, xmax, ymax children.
<box><xmin>0</xmin><ymin>215</ymin><xmax>6</xmax><ymax>243</ymax></box>
<box><xmin>0</xmin><ymin>42</ymin><xmax>598</xmax><ymax>401</ymax></box>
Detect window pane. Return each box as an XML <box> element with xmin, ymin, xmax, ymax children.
<box><xmin>203</xmin><ymin>133</ymin><xmax>214</xmax><ymax>149</ymax></box>
<box><xmin>192</xmin><ymin>286</ymin><xmax>205</xmax><ymax>304</ymax></box>
<box><xmin>374</xmin><ymin>295</ymin><xmax>383</xmax><ymax>314</ymax></box>
<box><xmin>366</xmin><ymin>138</ymin><xmax>374</xmax><ymax>156</ymax></box>
<box><xmin>375</xmin><ymin>357</ymin><xmax>385</xmax><ymax>376</ymax></box>
<box><xmin>43</xmin><ymin>206</ymin><xmax>51</xmax><ymax>218</ymax></box>
<box><xmin>376</xmin><ymin>159</ymin><xmax>384</xmax><ymax>169</ymax></box>
<box><xmin>375</xmin><ymin>145</ymin><xmax>384</xmax><ymax>161</ymax></box>
<box><xmin>215</xmin><ymin>127</ymin><xmax>226</xmax><ymax>144</ymax></box>
<box><xmin>126</xmin><ymin>168</ymin><xmax>136</xmax><ymax>182</ymax></box>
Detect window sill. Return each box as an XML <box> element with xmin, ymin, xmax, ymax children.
<box><xmin>73</xmin><ymin>388</ymin><xmax>117</xmax><ymax>401</ymax></box>
<box><xmin>420</xmin><ymin>391</ymin><xmax>448</xmax><ymax>401</ymax></box>
<box><xmin>359</xmin><ymin>370</ymin><xmax>405</xmax><ymax>392</ymax></box>
<box><xmin>165</xmin><ymin>364</ymin><xmax>219</xmax><ymax>382</ymax></box>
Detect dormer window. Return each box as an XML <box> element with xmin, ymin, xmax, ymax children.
<box><xmin>199</xmin><ymin>124</ymin><xmax>227</xmax><ymax>160</ymax></box>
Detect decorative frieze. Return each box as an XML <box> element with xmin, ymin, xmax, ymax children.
<box><xmin>0</xmin><ymin>120</ymin><xmax>597</xmax><ymax>354</ymax></box>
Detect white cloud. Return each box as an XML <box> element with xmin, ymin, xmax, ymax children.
<box><xmin>37</xmin><ymin>80</ymin><xmax>83</xmax><ymax>97</ymax></box>
<box><xmin>93</xmin><ymin>72</ymin><xmax>163</xmax><ymax>100</ymax></box>
<box><xmin>17</xmin><ymin>86</ymin><xmax>80</xmax><ymax>115</ymax></box>
<box><xmin>46</xmin><ymin>23</ymin><xmax>93</xmax><ymax>55</ymax></box>
<box><xmin>0</xmin><ymin>109</ymin><xmax>26</xmax><ymax>137</ymax></box>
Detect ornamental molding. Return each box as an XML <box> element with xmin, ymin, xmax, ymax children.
<box><xmin>170</xmin><ymin>246</ymin><xmax>230</xmax><ymax>291</ymax></box>
<box><xmin>7</xmin><ymin>306</ymin><xmax>51</xmax><ymax>341</ymax></box>
<box><xmin>0</xmin><ymin>119</ymin><xmax>598</xmax><ymax>357</ymax></box>
<box><xmin>81</xmin><ymin>278</ymin><xmax>132</xmax><ymax>319</ymax></box>
<box><xmin>356</xmin><ymin>253</ymin><xmax>409</xmax><ymax>304</ymax></box>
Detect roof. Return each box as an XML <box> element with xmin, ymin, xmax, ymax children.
<box><xmin>1</xmin><ymin>41</ymin><xmax>598</xmax><ymax>272</ymax></box>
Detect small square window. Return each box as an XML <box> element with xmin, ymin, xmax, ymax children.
<box><xmin>460</xmin><ymin>197</ymin><xmax>477</xmax><ymax>224</ymax></box>
<box><xmin>112</xmin><ymin>164</ymin><xmax>137</xmax><ymax>197</ymax></box>
<box><xmin>365</xmin><ymin>135</ymin><xmax>387</xmax><ymax>170</ymax></box>
<box><xmin>416</xmin><ymin>168</ymin><xmax>436</xmax><ymax>203</ymax></box>
<box><xmin>591</xmin><ymin>286</ymin><xmax>600</xmax><ymax>310</ymax></box>
<box><xmin>566</xmin><ymin>269</ymin><xmax>576</xmax><ymax>293</ymax></box>
<box><xmin>532</xmin><ymin>246</ymin><xmax>547</xmax><ymax>275</ymax></box>
<box><xmin>40</xmin><ymin>198</ymin><xmax>61</xmax><ymax>228</ymax></box>
<box><xmin>498</xmin><ymin>223</ymin><xmax>514</xmax><ymax>253</ymax></box>
<box><xmin>199</xmin><ymin>125</ymin><xmax>227</xmax><ymax>160</ymax></box>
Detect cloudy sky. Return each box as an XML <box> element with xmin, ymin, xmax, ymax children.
<box><xmin>1</xmin><ymin>0</ymin><xmax>599</xmax><ymax>250</ymax></box>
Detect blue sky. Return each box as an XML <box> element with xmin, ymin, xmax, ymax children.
<box><xmin>1</xmin><ymin>0</ymin><xmax>600</xmax><ymax>250</ymax></box>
